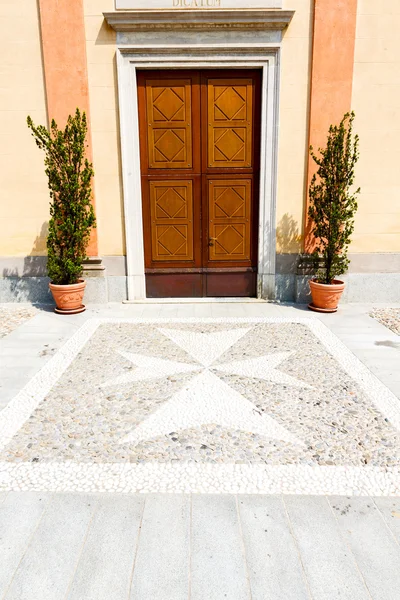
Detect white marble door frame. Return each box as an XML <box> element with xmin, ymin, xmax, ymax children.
<box><xmin>116</xmin><ymin>46</ymin><xmax>281</xmax><ymax>300</ymax></box>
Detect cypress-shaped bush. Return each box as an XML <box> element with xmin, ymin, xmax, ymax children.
<box><xmin>27</xmin><ymin>109</ymin><xmax>96</xmax><ymax>285</ymax></box>
<box><xmin>308</xmin><ymin>112</ymin><xmax>360</xmax><ymax>285</ymax></box>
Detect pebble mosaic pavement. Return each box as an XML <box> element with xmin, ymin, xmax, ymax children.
<box><xmin>370</xmin><ymin>307</ymin><xmax>400</xmax><ymax>336</ymax></box>
<box><xmin>1</xmin><ymin>317</ymin><xmax>400</xmax><ymax>495</ymax></box>
<box><xmin>0</xmin><ymin>305</ymin><xmax>37</xmax><ymax>339</ymax></box>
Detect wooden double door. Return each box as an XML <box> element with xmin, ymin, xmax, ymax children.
<box><xmin>138</xmin><ymin>69</ymin><xmax>261</xmax><ymax>298</ymax></box>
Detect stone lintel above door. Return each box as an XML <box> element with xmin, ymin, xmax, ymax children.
<box><xmin>103</xmin><ymin>9</ymin><xmax>294</xmax><ymax>32</ymax></box>
<box><xmin>116</xmin><ymin>0</ymin><xmax>283</xmax><ymax>8</ymax></box>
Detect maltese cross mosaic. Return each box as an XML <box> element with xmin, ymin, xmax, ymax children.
<box><xmin>0</xmin><ymin>318</ymin><xmax>400</xmax><ymax>495</ymax></box>
<box><xmin>102</xmin><ymin>328</ymin><xmax>309</xmax><ymax>447</ymax></box>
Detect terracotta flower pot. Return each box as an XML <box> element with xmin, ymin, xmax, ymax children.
<box><xmin>308</xmin><ymin>279</ymin><xmax>345</xmax><ymax>313</ymax></box>
<box><xmin>49</xmin><ymin>280</ymin><xmax>86</xmax><ymax>314</ymax></box>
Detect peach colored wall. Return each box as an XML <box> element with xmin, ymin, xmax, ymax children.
<box><xmin>304</xmin><ymin>0</ymin><xmax>358</xmax><ymax>251</ymax></box>
<box><xmin>350</xmin><ymin>0</ymin><xmax>400</xmax><ymax>252</ymax></box>
<box><xmin>0</xmin><ymin>0</ymin><xmax>49</xmax><ymax>258</ymax></box>
<box><xmin>38</xmin><ymin>0</ymin><xmax>90</xmax><ymax>126</ymax></box>
<box><xmin>84</xmin><ymin>0</ymin><xmax>125</xmax><ymax>257</ymax></box>
<box><xmin>277</xmin><ymin>0</ymin><xmax>313</xmax><ymax>253</ymax></box>
<box><xmin>38</xmin><ymin>0</ymin><xmax>98</xmax><ymax>256</ymax></box>
<box><xmin>85</xmin><ymin>0</ymin><xmax>314</xmax><ymax>258</ymax></box>
<box><xmin>86</xmin><ymin>0</ymin><xmax>314</xmax><ymax>258</ymax></box>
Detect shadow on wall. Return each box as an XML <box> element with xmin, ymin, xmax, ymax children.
<box><xmin>276</xmin><ymin>213</ymin><xmax>302</xmax><ymax>254</ymax></box>
<box><xmin>275</xmin><ymin>214</ymin><xmax>303</xmax><ymax>302</ymax></box>
<box><xmin>2</xmin><ymin>222</ymin><xmax>52</xmax><ymax>303</ymax></box>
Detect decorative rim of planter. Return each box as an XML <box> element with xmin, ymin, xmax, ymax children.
<box><xmin>309</xmin><ymin>278</ymin><xmax>345</xmax><ymax>289</ymax></box>
<box><xmin>49</xmin><ymin>279</ymin><xmax>87</xmax><ymax>290</ymax></box>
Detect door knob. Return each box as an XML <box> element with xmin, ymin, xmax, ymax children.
<box><xmin>209</xmin><ymin>237</ymin><xmax>217</xmax><ymax>247</ymax></box>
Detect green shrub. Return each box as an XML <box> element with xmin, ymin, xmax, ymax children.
<box><xmin>308</xmin><ymin>112</ymin><xmax>360</xmax><ymax>284</ymax></box>
<box><xmin>27</xmin><ymin>109</ymin><xmax>96</xmax><ymax>285</ymax></box>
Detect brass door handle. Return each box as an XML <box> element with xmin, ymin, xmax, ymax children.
<box><xmin>209</xmin><ymin>237</ymin><xmax>217</xmax><ymax>247</ymax></box>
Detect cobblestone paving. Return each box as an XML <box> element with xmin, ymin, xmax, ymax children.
<box><xmin>2</xmin><ymin>320</ymin><xmax>399</xmax><ymax>468</ymax></box>
<box><xmin>0</xmin><ymin>305</ymin><xmax>37</xmax><ymax>339</ymax></box>
<box><xmin>1</xmin><ymin>317</ymin><xmax>400</xmax><ymax>495</ymax></box>
<box><xmin>370</xmin><ymin>308</ymin><xmax>400</xmax><ymax>336</ymax></box>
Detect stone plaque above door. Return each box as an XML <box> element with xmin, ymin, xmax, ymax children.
<box><xmin>116</xmin><ymin>0</ymin><xmax>282</xmax><ymax>9</ymax></box>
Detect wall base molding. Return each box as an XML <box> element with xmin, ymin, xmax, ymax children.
<box><xmin>1</xmin><ymin>254</ymin><xmax>399</xmax><ymax>304</ymax></box>
<box><xmin>1</xmin><ymin>273</ymin><xmax>399</xmax><ymax>305</ymax></box>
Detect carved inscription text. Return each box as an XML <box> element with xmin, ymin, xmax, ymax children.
<box><xmin>173</xmin><ymin>0</ymin><xmax>221</xmax><ymax>7</ymax></box>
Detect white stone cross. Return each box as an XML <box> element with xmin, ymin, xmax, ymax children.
<box><xmin>101</xmin><ymin>327</ymin><xmax>309</xmax><ymax>447</ymax></box>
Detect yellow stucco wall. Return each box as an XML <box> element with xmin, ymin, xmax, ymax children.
<box><xmin>351</xmin><ymin>0</ymin><xmax>400</xmax><ymax>252</ymax></box>
<box><xmin>0</xmin><ymin>0</ymin><xmax>125</xmax><ymax>259</ymax></box>
<box><xmin>84</xmin><ymin>0</ymin><xmax>125</xmax><ymax>257</ymax></box>
<box><xmin>277</xmin><ymin>0</ymin><xmax>312</xmax><ymax>253</ymax></box>
<box><xmin>1</xmin><ymin>1</ymin><xmax>399</xmax><ymax>261</ymax></box>
<box><xmin>0</xmin><ymin>0</ymin><xmax>49</xmax><ymax>257</ymax></box>
<box><xmin>86</xmin><ymin>0</ymin><xmax>314</xmax><ymax>257</ymax></box>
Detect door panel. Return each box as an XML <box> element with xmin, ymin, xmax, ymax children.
<box><xmin>137</xmin><ymin>69</ymin><xmax>261</xmax><ymax>298</ymax></box>
<box><xmin>206</xmin><ymin>272</ymin><xmax>257</xmax><ymax>298</ymax></box>
<box><xmin>207</xmin><ymin>79</ymin><xmax>253</xmax><ymax>169</ymax></box>
<box><xmin>149</xmin><ymin>180</ymin><xmax>194</xmax><ymax>262</ymax></box>
<box><xmin>208</xmin><ymin>179</ymin><xmax>251</xmax><ymax>262</ymax></box>
<box><xmin>146</xmin><ymin>274</ymin><xmax>202</xmax><ymax>299</ymax></box>
<box><xmin>146</xmin><ymin>79</ymin><xmax>193</xmax><ymax>170</ymax></box>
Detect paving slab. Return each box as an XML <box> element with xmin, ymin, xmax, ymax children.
<box><xmin>351</xmin><ymin>349</ymin><xmax>400</xmax><ymax>375</ymax></box>
<box><xmin>284</xmin><ymin>496</ymin><xmax>371</xmax><ymax>600</ymax></box>
<box><xmin>0</xmin><ymin>306</ymin><xmax>38</xmax><ymax>339</ymax></box>
<box><xmin>329</xmin><ymin>496</ymin><xmax>400</xmax><ymax>600</ymax></box>
<box><xmin>67</xmin><ymin>494</ymin><xmax>144</xmax><ymax>600</ymax></box>
<box><xmin>4</xmin><ymin>494</ymin><xmax>97</xmax><ymax>600</ymax></box>
<box><xmin>238</xmin><ymin>495</ymin><xmax>310</xmax><ymax>600</ymax></box>
<box><xmin>0</xmin><ymin>388</ymin><xmax>23</xmax><ymax>411</ymax></box>
<box><xmin>382</xmin><ymin>380</ymin><xmax>400</xmax><ymax>399</ymax></box>
<box><xmin>336</xmin><ymin>332</ymin><xmax>400</xmax><ymax>350</ymax></box>
<box><xmin>0</xmin><ymin>492</ymin><xmax>52</xmax><ymax>597</ymax></box>
<box><xmin>191</xmin><ymin>495</ymin><xmax>251</xmax><ymax>600</ymax></box>
<box><xmin>130</xmin><ymin>494</ymin><xmax>189</xmax><ymax>600</ymax></box>
<box><xmin>373</xmin><ymin>497</ymin><xmax>400</xmax><ymax>544</ymax></box>
<box><xmin>193</xmin><ymin>303</ymin><xmax>214</xmax><ymax>318</ymax></box>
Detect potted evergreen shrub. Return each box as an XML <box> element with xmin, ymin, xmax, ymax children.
<box><xmin>27</xmin><ymin>109</ymin><xmax>96</xmax><ymax>314</ymax></box>
<box><xmin>307</xmin><ymin>112</ymin><xmax>360</xmax><ymax>312</ymax></box>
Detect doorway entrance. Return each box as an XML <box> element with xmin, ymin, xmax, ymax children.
<box><xmin>137</xmin><ymin>69</ymin><xmax>261</xmax><ymax>298</ymax></box>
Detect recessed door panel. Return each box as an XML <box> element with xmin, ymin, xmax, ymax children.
<box><xmin>207</xmin><ymin>79</ymin><xmax>253</xmax><ymax>169</ymax></box>
<box><xmin>208</xmin><ymin>179</ymin><xmax>251</xmax><ymax>262</ymax></box>
<box><xmin>146</xmin><ymin>79</ymin><xmax>193</xmax><ymax>169</ymax></box>
<box><xmin>149</xmin><ymin>180</ymin><xmax>194</xmax><ymax>262</ymax></box>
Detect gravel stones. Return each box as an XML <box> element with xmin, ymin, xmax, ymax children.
<box><xmin>2</xmin><ymin>319</ymin><xmax>400</xmax><ymax>471</ymax></box>
<box><xmin>0</xmin><ymin>305</ymin><xmax>37</xmax><ymax>338</ymax></box>
<box><xmin>370</xmin><ymin>308</ymin><xmax>400</xmax><ymax>336</ymax></box>
<box><xmin>1</xmin><ymin>316</ymin><xmax>400</xmax><ymax>494</ymax></box>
